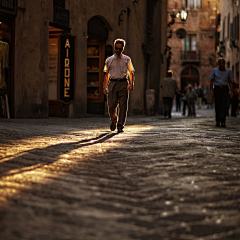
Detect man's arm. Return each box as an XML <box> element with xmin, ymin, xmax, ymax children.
<box><xmin>103</xmin><ymin>73</ymin><xmax>109</xmax><ymax>95</ymax></box>
<box><xmin>210</xmin><ymin>79</ymin><xmax>214</xmax><ymax>96</ymax></box>
<box><xmin>128</xmin><ymin>72</ymin><xmax>134</xmax><ymax>91</ymax></box>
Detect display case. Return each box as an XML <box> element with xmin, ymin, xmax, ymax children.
<box><xmin>87</xmin><ymin>38</ymin><xmax>104</xmax><ymax>103</ymax></box>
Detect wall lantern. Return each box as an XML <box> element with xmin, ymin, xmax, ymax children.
<box><xmin>180</xmin><ymin>10</ymin><xmax>188</xmax><ymax>21</ymax></box>
<box><xmin>168</xmin><ymin>9</ymin><xmax>188</xmax><ymax>27</ymax></box>
<box><xmin>163</xmin><ymin>9</ymin><xmax>188</xmax><ymax>69</ymax></box>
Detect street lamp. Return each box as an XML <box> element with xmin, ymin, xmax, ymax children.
<box><xmin>163</xmin><ymin>9</ymin><xmax>188</xmax><ymax>71</ymax></box>
<box><xmin>180</xmin><ymin>10</ymin><xmax>188</xmax><ymax>21</ymax></box>
<box><xmin>168</xmin><ymin>9</ymin><xmax>188</xmax><ymax>27</ymax></box>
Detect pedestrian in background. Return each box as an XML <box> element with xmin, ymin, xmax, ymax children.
<box><xmin>209</xmin><ymin>58</ymin><xmax>233</xmax><ymax>127</ymax></box>
<box><xmin>103</xmin><ymin>38</ymin><xmax>135</xmax><ymax>133</ymax></box>
<box><xmin>187</xmin><ymin>84</ymin><xmax>196</xmax><ymax>117</ymax></box>
<box><xmin>175</xmin><ymin>87</ymin><xmax>182</xmax><ymax>112</ymax></box>
<box><xmin>230</xmin><ymin>82</ymin><xmax>239</xmax><ymax>117</ymax></box>
<box><xmin>194</xmin><ymin>83</ymin><xmax>198</xmax><ymax>101</ymax></box>
<box><xmin>182</xmin><ymin>85</ymin><xmax>188</xmax><ymax>116</ymax></box>
<box><xmin>197</xmin><ymin>85</ymin><xmax>203</xmax><ymax>109</ymax></box>
<box><xmin>161</xmin><ymin>70</ymin><xmax>177</xmax><ymax>118</ymax></box>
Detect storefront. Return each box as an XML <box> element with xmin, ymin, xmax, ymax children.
<box><xmin>87</xmin><ymin>16</ymin><xmax>111</xmax><ymax>115</ymax></box>
<box><xmin>0</xmin><ymin>0</ymin><xmax>17</xmax><ymax>118</ymax></box>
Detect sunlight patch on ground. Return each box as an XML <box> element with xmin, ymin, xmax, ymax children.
<box><xmin>0</xmin><ymin>125</ymin><xmax>155</xmax><ymax>204</ymax></box>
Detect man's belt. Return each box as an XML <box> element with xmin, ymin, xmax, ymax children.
<box><xmin>110</xmin><ymin>78</ymin><xmax>127</xmax><ymax>82</ymax></box>
<box><xmin>215</xmin><ymin>85</ymin><xmax>228</xmax><ymax>88</ymax></box>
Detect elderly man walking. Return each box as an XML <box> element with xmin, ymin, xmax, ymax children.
<box><xmin>103</xmin><ymin>38</ymin><xmax>135</xmax><ymax>133</ymax></box>
<box><xmin>209</xmin><ymin>58</ymin><xmax>233</xmax><ymax>127</ymax></box>
<box><xmin>161</xmin><ymin>70</ymin><xmax>177</xmax><ymax>118</ymax></box>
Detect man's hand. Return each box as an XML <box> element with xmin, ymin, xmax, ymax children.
<box><xmin>210</xmin><ymin>89</ymin><xmax>213</xmax><ymax>96</ymax></box>
<box><xmin>128</xmin><ymin>84</ymin><xmax>134</xmax><ymax>92</ymax></box>
<box><xmin>103</xmin><ymin>87</ymin><xmax>108</xmax><ymax>95</ymax></box>
<box><xmin>210</xmin><ymin>79</ymin><xmax>214</xmax><ymax>96</ymax></box>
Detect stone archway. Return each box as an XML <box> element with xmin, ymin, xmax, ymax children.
<box><xmin>87</xmin><ymin>16</ymin><xmax>111</xmax><ymax>40</ymax></box>
<box><xmin>181</xmin><ymin>67</ymin><xmax>199</xmax><ymax>91</ymax></box>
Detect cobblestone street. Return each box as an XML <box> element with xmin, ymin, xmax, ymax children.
<box><xmin>0</xmin><ymin>107</ymin><xmax>240</xmax><ymax>240</ymax></box>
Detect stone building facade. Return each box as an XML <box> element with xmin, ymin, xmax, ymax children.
<box><xmin>167</xmin><ymin>0</ymin><xmax>218</xmax><ymax>94</ymax></box>
<box><xmin>0</xmin><ymin>0</ymin><xmax>167</xmax><ymax>118</ymax></box>
<box><xmin>218</xmin><ymin>0</ymin><xmax>239</xmax><ymax>89</ymax></box>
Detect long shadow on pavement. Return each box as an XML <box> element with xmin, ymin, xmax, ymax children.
<box><xmin>0</xmin><ymin>132</ymin><xmax>117</xmax><ymax>178</ymax></box>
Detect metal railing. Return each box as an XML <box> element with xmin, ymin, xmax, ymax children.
<box><xmin>181</xmin><ymin>51</ymin><xmax>200</xmax><ymax>61</ymax></box>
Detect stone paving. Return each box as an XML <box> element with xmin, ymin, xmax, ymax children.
<box><xmin>0</xmin><ymin>106</ymin><xmax>240</xmax><ymax>240</ymax></box>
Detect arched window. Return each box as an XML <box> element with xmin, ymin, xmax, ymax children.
<box><xmin>88</xmin><ymin>16</ymin><xmax>109</xmax><ymax>40</ymax></box>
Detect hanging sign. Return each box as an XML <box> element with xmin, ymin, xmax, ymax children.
<box><xmin>0</xmin><ymin>0</ymin><xmax>17</xmax><ymax>15</ymax></box>
<box><xmin>59</xmin><ymin>35</ymin><xmax>76</xmax><ymax>104</ymax></box>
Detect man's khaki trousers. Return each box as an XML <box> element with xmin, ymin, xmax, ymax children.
<box><xmin>107</xmin><ymin>81</ymin><xmax>129</xmax><ymax>129</ymax></box>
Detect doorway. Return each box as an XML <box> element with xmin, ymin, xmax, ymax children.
<box><xmin>181</xmin><ymin>67</ymin><xmax>199</xmax><ymax>91</ymax></box>
<box><xmin>0</xmin><ymin>17</ymin><xmax>13</xmax><ymax>118</ymax></box>
<box><xmin>87</xmin><ymin>16</ymin><xmax>110</xmax><ymax>114</ymax></box>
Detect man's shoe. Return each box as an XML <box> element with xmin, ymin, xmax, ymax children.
<box><xmin>216</xmin><ymin>122</ymin><xmax>220</xmax><ymax>127</ymax></box>
<box><xmin>110</xmin><ymin>122</ymin><xmax>116</xmax><ymax>131</ymax></box>
<box><xmin>117</xmin><ymin>128</ymin><xmax>124</xmax><ymax>133</ymax></box>
<box><xmin>221</xmin><ymin>123</ymin><xmax>226</xmax><ymax>128</ymax></box>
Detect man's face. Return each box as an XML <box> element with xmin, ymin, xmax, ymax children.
<box><xmin>219</xmin><ymin>59</ymin><xmax>225</xmax><ymax>70</ymax></box>
<box><xmin>114</xmin><ymin>43</ymin><xmax>124</xmax><ymax>56</ymax></box>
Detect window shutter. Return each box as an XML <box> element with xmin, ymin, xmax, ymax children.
<box><xmin>237</xmin><ymin>14</ymin><xmax>239</xmax><ymax>40</ymax></box>
<box><xmin>227</xmin><ymin>14</ymin><xmax>230</xmax><ymax>38</ymax></box>
<box><xmin>233</xmin><ymin>17</ymin><xmax>236</xmax><ymax>40</ymax></box>
<box><xmin>222</xmin><ymin>19</ymin><xmax>225</xmax><ymax>41</ymax></box>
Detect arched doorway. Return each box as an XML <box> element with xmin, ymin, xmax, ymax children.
<box><xmin>181</xmin><ymin>67</ymin><xmax>199</xmax><ymax>91</ymax></box>
<box><xmin>87</xmin><ymin>16</ymin><xmax>111</xmax><ymax>114</ymax></box>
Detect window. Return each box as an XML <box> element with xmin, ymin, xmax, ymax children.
<box><xmin>182</xmin><ymin>0</ymin><xmax>187</xmax><ymax>8</ymax></box>
<box><xmin>230</xmin><ymin>22</ymin><xmax>233</xmax><ymax>40</ymax></box>
<box><xmin>236</xmin><ymin>14</ymin><xmax>239</xmax><ymax>40</ymax></box>
<box><xmin>236</xmin><ymin>62</ymin><xmax>239</xmax><ymax>85</ymax></box>
<box><xmin>182</xmin><ymin>0</ymin><xmax>201</xmax><ymax>9</ymax></box>
<box><xmin>233</xmin><ymin>17</ymin><xmax>236</xmax><ymax>40</ymax></box>
<box><xmin>222</xmin><ymin>19</ymin><xmax>225</xmax><ymax>41</ymax></box>
<box><xmin>231</xmin><ymin>15</ymin><xmax>239</xmax><ymax>41</ymax></box>
<box><xmin>185</xmin><ymin>34</ymin><xmax>197</xmax><ymax>51</ymax></box>
<box><xmin>227</xmin><ymin>14</ymin><xmax>230</xmax><ymax>38</ymax></box>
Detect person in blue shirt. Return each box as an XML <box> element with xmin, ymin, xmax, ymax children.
<box><xmin>209</xmin><ymin>58</ymin><xmax>233</xmax><ymax>127</ymax></box>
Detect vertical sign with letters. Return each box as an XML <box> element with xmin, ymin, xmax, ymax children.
<box><xmin>60</xmin><ymin>35</ymin><xmax>75</xmax><ymax>103</ymax></box>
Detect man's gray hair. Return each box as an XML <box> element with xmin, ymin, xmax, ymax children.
<box><xmin>218</xmin><ymin>58</ymin><xmax>226</xmax><ymax>63</ymax></box>
<box><xmin>114</xmin><ymin>38</ymin><xmax>126</xmax><ymax>48</ymax></box>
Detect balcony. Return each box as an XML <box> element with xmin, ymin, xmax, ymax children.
<box><xmin>181</xmin><ymin>51</ymin><xmax>200</xmax><ymax>64</ymax></box>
